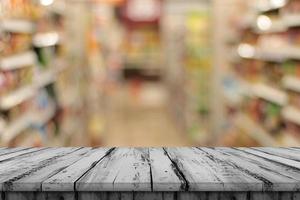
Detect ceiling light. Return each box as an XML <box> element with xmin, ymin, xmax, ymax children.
<box><xmin>257</xmin><ymin>15</ymin><xmax>272</xmax><ymax>31</ymax></box>
<box><xmin>237</xmin><ymin>44</ymin><xmax>255</xmax><ymax>58</ymax></box>
<box><xmin>40</xmin><ymin>0</ymin><xmax>54</xmax><ymax>6</ymax></box>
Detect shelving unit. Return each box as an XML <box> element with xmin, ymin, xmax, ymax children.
<box><xmin>0</xmin><ymin>0</ymin><xmax>68</xmax><ymax>146</ymax></box>
<box><xmin>222</xmin><ymin>0</ymin><xmax>300</xmax><ymax>146</ymax></box>
<box><xmin>163</xmin><ymin>0</ymin><xmax>212</xmax><ymax>144</ymax></box>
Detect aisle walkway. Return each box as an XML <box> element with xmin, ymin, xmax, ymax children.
<box><xmin>104</xmin><ymin>82</ymin><xmax>191</xmax><ymax>146</ymax></box>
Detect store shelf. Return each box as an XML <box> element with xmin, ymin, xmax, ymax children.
<box><xmin>282</xmin><ymin>75</ymin><xmax>300</xmax><ymax>93</ymax></box>
<box><xmin>251</xmin><ymin>83</ymin><xmax>288</xmax><ymax>106</ymax></box>
<box><xmin>253</xmin><ymin>20</ymin><xmax>287</xmax><ymax>34</ymax></box>
<box><xmin>1</xmin><ymin>19</ymin><xmax>35</xmax><ymax>33</ymax></box>
<box><xmin>0</xmin><ymin>67</ymin><xmax>62</xmax><ymax>110</ymax></box>
<box><xmin>0</xmin><ymin>51</ymin><xmax>36</xmax><ymax>71</ymax></box>
<box><xmin>255</xmin><ymin>1</ymin><xmax>285</xmax><ymax>12</ymax></box>
<box><xmin>1</xmin><ymin>112</ymin><xmax>32</xmax><ymax>144</ymax></box>
<box><xmin>0</xmin><ymin>85</ymin><xmax>36</xmax><ymax>110</ymax></box>
<box><xmin>284</xmin><ymin>46</ymin><xmax>300</xmax><ymax>60</ymax></box>
<box><xmin>237</xmin><ymin>44</ymin><xmax>286</xmax><ymax>62</ymax></box>
<box><xmin>33</xmin><ymin>32</ymin><xmax>60</xmax><ymax>47</ymax></box>
<box><xmin>282</xmin><ymin>106</ymin><xmax>300</xmax><ymax>126</ymax></box>
<box><xmin>279</xmin><ymin>131</ymin><xmax>300</xmax><ymax>146</ymax></box>
<box><xmin>235</xmin><ymin>113</ymin><xmax>280</xmax><ymax>146</ymax></box>
<box><xmin>283</xmin><ymin>14</ymin><xmax>300</xmax><ymax>28</ymax></box>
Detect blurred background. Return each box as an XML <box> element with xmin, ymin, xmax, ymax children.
<box><xmin>0</xmin><ymin>0</ymin><xmax>300</xmax><ymax>147</ymax></box>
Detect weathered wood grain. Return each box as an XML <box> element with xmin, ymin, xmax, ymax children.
<box><xmin>5</xmin><ymin>192</ymin><xmax>75</xmax><ymax>200</ymax></box>
<box><xmin>3</xmin><ymin>148</ymin><xmax>91</xmax><ymax>191</ymax></box>
<box><xmin>239</xmin><ymin>148</ymin><xmax>300</xmax><ymax>169</ymax></box>
<box><xmin>0</xmin><ymin>148</ymin><xmax>79</xmax><ymax>191</ymax></box>
<box><xmin>42</xmin><ymin>148</ymin><xmax>112</xmax><ymax>191</ymax></box>
<box><xmin>0</xmin><ymin>148</ymin><xmax>41</xmax><ymax>162</ymax></box>
<box><xmin>5</xmin><ymin>192</ymin><xmax>46</xmax><ymax>200</ymax></box>
<box><xmin>0</xmin><ymin>148</ymin><xmax>26</xmax><ymax>156</ymax></box>
<box><xmin>252</xmin><ymin>147</ymin><xmax>300</xmax><ymax>162</ymax></box>
<box><xmin>220</xmin><ymin>148</ymin><xmax>300</xmax><ymax>181</ymax></box>
<box><xmin>0</xmin><ymin>147</ymin><xmax>298</xmax><ymax>200</ymax></box>
<box><xmin>206</xmin><ymin>147</ymin><xmax>300</xmax><ymax>191</ymax></box>
<box><xmin>149</xmin><ymin>148</ymin><xmax>185</xmax><ymax>191</ymax></box>
<box><xmin>165</xmin><ymin>147</ymin><xmax>262</xmax><ymax>191</ymax></box>
<box><xmin>134</xmin><ymin>192</ymin><xmax>163</xmax><ymax>200</ymax></box>
<box><xmin>3</xmin><ymin>192</ymin><xmax>300</xmax><ymax>200</ymax></box>
<box><xmin>76</xmin><ymin>148</ymin><xmax>151</xmax><ymax>191</ymax></box>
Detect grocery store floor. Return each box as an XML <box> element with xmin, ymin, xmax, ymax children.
<box><xmin>104</xmin><ymin>81</ymin><xmax>191</xmax><ymax>146</ymax></box>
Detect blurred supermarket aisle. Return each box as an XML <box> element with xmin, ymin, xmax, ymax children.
<box><xmin>104</xmin><ymin>82</ymin><xmax>191</xmax><ymax>146</ymax></box>
<box><xmin>2</xmin><ymin>0</ymin><xmax>300</xmax><ymax>147</ymax></box>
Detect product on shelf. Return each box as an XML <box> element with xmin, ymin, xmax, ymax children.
<box><xmin>0</xmin><ymin>0</ymin><xmax>68</xmax><ymax>146</ymax></box>
<box><xmin>223</xmin><ymin>0</ymin><xmax>300</xmax><ymax>146</ymax></box>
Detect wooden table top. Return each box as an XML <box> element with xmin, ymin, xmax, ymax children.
<box><xmin>0</xmin><ymin>147</ymin><xmax>299</xmax><ymax>192</ymax></box>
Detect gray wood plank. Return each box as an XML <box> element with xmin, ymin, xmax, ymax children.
<box><xmin>205</xmin><ymin>147</ymin><xmax>300</xmax><ymax>191</ymax></box>
<box><xmin>5</xmin><ymin>192</ymin><xmax>46</xmax><ymax>200</ymax></box>
<box><xmin>42</xmin><ymin>148</ymin><xmax>112</xmax><ymax>191</ymax></box>
<box><xmin>218</xmin><ymin>148</ymin><xmax>300</xmax><ymax>181</ymax></box>
<box><xmin>134</xmin><ymin>192</ymin><xmax>163</xmax><ymax>200</ymax></box>
<box><xmin>149</xmin><ymin>148</ymin><xmax>185</xmax><ymax>191</ymax></box>
<box><xmin>279</xmin><ymin>192</ymin><xmax>293</xmax><ymax>200</ymax></box>
<box><xmin>219</xmin><ymin>192</ymin><xmax>248</xmax><ymax>200</ymax></box>
<box><xmin>0</xmin><ymin>148</ymin><xmax>79</xmax><ymax>191</ymax></box>
<box><xmin>4</xmin><ymin>147</ymin><xmax>92</xmax><ymax>191</ymax></box>
<box><xmin>0</xmin><ymin>148</ymin><xmax>41</xmax><ymax>162</ymax></box>
<box><xmin>5</xmin><ymin>192</ymin><xmax>75</xmax><ymax>200</ymax></box>
<box><xmin>162</xmin><ymin>192</ymin><xmax>176</xmax><ymax>200</ymax></box>
<box><xmin>45</xmin><ymin>192</ymin><xmax>75</xmax><ymax>200</ymax></box>
<box><xmin>78</xmin><ymin>192</ymin><xmax>108</xmax><ymax>200</ymax></box>
<box><xmin>294</xmin><ymin>192</ymin><xmax>300</xmax><ymax>200</ymax></box>
<box><xmin>76</xmin><ymin>148</ymin><xmax>151</xmax><ymax>191</ymax></box>
<box><xmin>177</xmin><ymin>192</ymin><xmax>207</xmax><ymax>200</ymax></box>
<box><xmin>119</xmin><ymin>192</ymin><xmax>134</xmax><ymax>200</ymax></box>
<box><xmin>252</xmin><ymin>148</ymin><xmax>300</xmax><ymax>162</ymax></box>
<box><xmin>250</xmin><ymin>192</ymin><xmax>279</xmax><ymax>200</ymax></box>
<box><xmin>165</xmin><ymin>147</ymin><xmax>262</xmax><ymax>191</ymax></box>
<box><xmin>78</xmin><ymin>192</ymin><xmax>134</xmax><ymax>200</ymax></box>
<box><xmin>239</xmin><ymin>148</ymin><xmax>300</xmax><ymax>169</ymax></box>
<box><xmin>0</xmin><ymin>148</ymin><xmax>27</xmax><ymax>157</ymax></box>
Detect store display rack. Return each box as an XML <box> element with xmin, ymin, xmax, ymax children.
<box><xmin>0</xmin><ymin>0</ymin><xmax>67</xmax><ymax>146</ymax></box>
<box><xmin>224</xmin><ymin>0</ymin><xmax>300</xmax><ymax>146</ymax></box>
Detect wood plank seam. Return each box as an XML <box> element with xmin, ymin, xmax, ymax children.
<box><xmin>0</xmin><ymin>148</ymin><xmax>28</xmax><ymax>156</ymax></box>
<box><xmin>148</xmin><ymin>148</ymin><xmax>154</xmax><ymax>192</ymax></box>
<box><xmin>3</xmin><ymin>148</ymin><xmax>84</xmax><ymax>191</ymax></box>
<box><xmin>200</xmin><ymin>148</ymin><xmax>274</xmax><ymax>191</ymax></box>
<box><xmin>0</xmin><ymin>148</ymin><xmax>48</xmax><ymax>163</ymax></box>
<box><xmin>163</xmin><ymin>148</ymin><xmax>188</xmax><ymax>191</ymax></box>
<box><xmin>72</xmin><ymin>148</ymin><xmax>116</xmax><ymax>192</ymax></box>
<box><xmin>236</xmin><ymin>148</ymin><xmax>300</xmax><ymax>171</ymax></box>
<box><xmin>250</xmin><ymin>148</ymin><xmax>300</xmax><ymax>163</ymax></box>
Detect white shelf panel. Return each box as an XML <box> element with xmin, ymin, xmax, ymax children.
<box><xmin>283</xmin><ymin>14</ymin><xmax>300</xmax><ymax>27</ymax></box>
<box><xmin>282</xmin><ymin>106</ymin><xmax>300</xmax><ymax>126</ymax></box>
<box><xmin>33</xmin><ymin>32</ymin><xmax>60</xmax><ymax>47</ymax></box>
<box><xmin>238</xmin><ymin>43</ymin><xmax>300</xmax><ymax>62</ymax></box>
<box><xmin>1</xmin><ymin>112</ymin><xmax>32</xmax><ymax>143</ymax></box>
<box><xmin>0</xmin><ymin>85</ymin><xmax>36</xmax><ymax>110</ymax></box>
<box><xmin>236</xmin><ymin>113</ymin><xmax>280</xmax><ymax>146</ymax></box>
<box><xmin>253</xmin><ymin>20</ymin><xmax>287</xmax><ymax>34</ymax></box>
<box><xmin>0</xmin><ymin>51</ymin><xmax>36</xmax><ymax>71</ymax></box>
<box><xmin>251</xmin><ymin>83</ymin><xmax>287</xmax><ymax>106</ymax></box>
<box><xmin>282</xmin><ymin>75</ymin><xmax>300</xmax><ymax>93</ymax></box>
<box><xmin>1</xmin><ymin>19</ymin><xmax>35</xmax><ymax>33</ymax></box>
